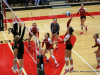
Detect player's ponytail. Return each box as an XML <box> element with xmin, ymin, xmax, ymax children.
<box><xmin>14</xmin><ymin>35</ymin><xmax>19</xmax><ymax>44</ymax></box>
<box><xmin>69</xmin><ymin>26</ymin><xmax>74</xmax><ymax>35</ymax></box>
<box><xmin>95</xmin><ymin>33</ymin><xmax>99</xmax><ymax>38</ymax></box>
<box><xmin>46</xmin><ymin>33</ymin><xmax>50</xmax><ymax>38</ymax></box>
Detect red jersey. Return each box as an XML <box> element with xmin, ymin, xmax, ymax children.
<box><xmin>42</xmin><ymin>37</ymin><xmax>53</xmax><ymax>49</ymax></box>
<box><xmin>29</xmin><ymin>26</ymin><xmax>39</xmax><ymax>36</ymax></box>
<box><xmin>77</xmin><ymin>8</ymin><xmax>91</xmax><ymax>17</ymax></box>
<box><xmin>94</xmin><ymin>38</ymin><xmax>100</xmax><ymax>50</ymax></box>
<box><xmin>77</xmin><ymin>8</ymin><xmax>86</xmax><ymax>17</ymax></box>
<box><xmin>64</xmin><ymin>32</ymin><xmax>71</xmax><ymax>44</ymax></box>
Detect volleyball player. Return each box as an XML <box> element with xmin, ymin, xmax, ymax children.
<box><xmin>92</xmin><ymin>33</ymin><xmax>100</xmax><ymax>69</ymax></box>
<box><xmin>42</xmin><ymin>33</ymin><xmax>59</xmax><ymax>68</ymax></box>
<box><xmin>28</xmin><ymin>23</ymin><xmax>39</xmax><ymax>51</ymax></box>
<box><xmin>64</xmin><ymin>26</ymin><xmax>74</xmax><ymax>74</ymax></box>
<box><xmin>76</xmin><ymin>4</ymin><xmax>94</xmax><ymax>35</ymax></box>
<box><xmin>51</xmin><ymin>18</ymin><xmax>60</xmax><ymax>52</ymax></box>
<box><xmin>10</xmin><ymin>17</ymin><xmax>21</xmax><ymax>73</ymax></box>
<box><xmin>13</xmin><ymin>24</ymin><xmax>26</xmax><ymax>75</ymax></box>
<box><xmin>67</xmin><ymin>15</ymin><xmax>73</xmax><ymax>28</ymax></box>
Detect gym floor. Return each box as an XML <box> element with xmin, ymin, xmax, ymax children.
<box><xmin>0</xmin><ymin>5</ymin><xmax>100</xmax><ymax>75</ymax></box>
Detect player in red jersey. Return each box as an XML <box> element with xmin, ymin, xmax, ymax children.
<box><xmin>42</xmin><ymin>33</ymin><xmax>59</xmax><ymax>68</ymax></box>
<box><xmin>92</xmin><ymin>33</ymin><xmax>100</xmax><ymax>69</ymax></box>
<box><xmin>64</xmin><ymin>26</ymin><xmax>74</xmax><ymax>75</ymax></box>
<box><xmin>76</xmin><ymin>4</ymin><xmax>94</xmax><ymax>35</ymax></box>
<box><xmin>28</xmin><ymin>23</ymin><xmax>39</xmax><ymax>51</ymax></box>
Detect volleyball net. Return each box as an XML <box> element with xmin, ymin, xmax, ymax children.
<box><xmin>2</xmin><ymin>0</ymin><xmax>39</xmax><ymax>65</ymax></box>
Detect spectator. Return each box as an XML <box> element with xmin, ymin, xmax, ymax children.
<box><xmin>35</xmin><ymin>0</ymin><xmax>49</xmax><ymax>6</ymax></box>
<box><xmin>21</xmin><ymin>0</ymin><xmax>27</xmax><ymax>7</ymax></box>
<box><xmin>35</xmin><ymin>0</ymin><xmax>40</xmax><ymax>6</ymax></box>
<box><xmin>28</xmin><ymin>0</ymin><xmax>34</xmax><ymax>6</ymax></box>
<box><xmin>67</xmin><ymin>0</ymin><xmax>74</xmax><ymax>3</ymax></box>
<box><xmin>21</xmin><ymin>0</ymin><xmax>34</xmax><ymax>6</ymax></box>
<box><xmin>41</xmin><ymin>0</ymin><xmax>49</xmax><ymax>5</ymax></box>
<box><xmin>4</xmin><ymin>0</ymin><xmax>8</xmax><ymax>4</ymax></box>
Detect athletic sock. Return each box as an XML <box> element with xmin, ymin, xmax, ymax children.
<box><xmin>13</xmin><ymin>65</ymin><xmax>16</xmax><ymax>68</ymax></box>
<box><xmin>81</xmin><ymin>30</ymin><xmax>83</xmax><ymax>32</ymax></box>
<box><xmin>55</xmin><ymin>61</ymin><xmax>57</xmax><ymax>64</ymax></box>
<box><xmin>98</xmin><ymin>63</ymin><xmax>100</xmax><ymax>66</ymax></box>
<box><xmin>46</xmin><ymin>58</ymin><xmax>49</xmax><ymax>60</ymax></box>
<box><xmin>71</xmin><ymin>65</ymin><xmax>73</xmax><ymax>68</ymax></box>
<box><xmin>66</xmin><ymin>66</ymin><xmax>69</xmax><ymax>70</ymax></box>
<box><xmin>36</xmin><ymin>47</ymin><xmax>37</xmax><ymax>50</ymax></box>
<box><xmin>15</xmin><ymin>64</ymin><xmax>17</xmax><ymax>68</ymax></box>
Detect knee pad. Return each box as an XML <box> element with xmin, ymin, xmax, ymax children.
<box><xmin>51</xmin><ymin>55</ymin><xmax>54</xmax><ymax>59</ymax></box>
<box><xmin>65</xmin><ymin>57</ymin><xmax>68</xmax><ymax>61</ymax></box>
<box><xmin>19</xmin><ymin>67</ymin><xmax>23</xmax><ymax>70</ymax></box>
<box><xmin>14</xmin><ymin>57</ymin><xmax>17</xmax><ymax>60</ymax></box>
<box><xmin>96</xmin><ymin>57</ymin><xmax>100</xmax><ymax>60</ymax></box>
<box><xmin>81</xmin><ymin>25</ymin><xmax>83</xmax><ymax>27</ymax></box>
<box><xmin>69</xmin><ymin>57</ymin><xmax>72</xmax><ymax>60</ymax></box>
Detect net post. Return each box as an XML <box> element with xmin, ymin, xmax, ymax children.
<box><xmin>35</xmin><ymin>37</ymin><xmax>37</xmax><ymax>63</ymax></box>
<box><xmin>2</xmin><ymin>1</ymin><xmax>7</xmax><ymax>30</ymax></box>
<box><xmin>0</xmin><ymin>0</ymin><xmax>4</xmax><ymax>31</ymax></box>
<box><xmin>39</xmin><ymin>41</ymin><xmax>41</xmax><ymax>55</ymax></box>
<box><xmin>37</xmin><ymin>41</ymin><xmax>45</xmax><ymax>75</ymax></box>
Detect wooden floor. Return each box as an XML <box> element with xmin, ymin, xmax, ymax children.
<box><xmin>2</xmin><ymin>5</ymin><xmax>100</xmax><ymax>75</ymax></box>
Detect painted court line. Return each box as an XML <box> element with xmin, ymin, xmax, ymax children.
<box><xmin>72</xmin><ymin>50</ymin><xmax>100</xmax><ymax>75</ymax></box>
<box><xmin>2</xmin><ymin>31</ymin><xmax>27</xmax><ymax>75</ymax></box>
<box><xmin>24</xmin><ymin>46</ymin><xmax>37</xmax><ymax>64</ymax></box>
<box><xmin>44</xmin><ymin>24</ymin><xmax>100</xmax><ymax>75</ymax></box>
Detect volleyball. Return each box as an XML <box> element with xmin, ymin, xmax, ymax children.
<box><xmin>65</xmin><ymin>11</ymin><xmax>71</xmax><ymax>16</ymax></box>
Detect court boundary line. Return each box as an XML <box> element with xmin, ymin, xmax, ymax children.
<box><xmin>24</xmin><ymin>46</ymin><xmax>37</xmax><ymax>64</ymax></box>
<box><xmin>2</xmin><ymin>31</ymin><xmax>27</xmax><ymax>75</ymax></box>
<box><xmin>44</xmin><ymin>23</ymin><xmax>100</xmax><ymax>75</ymax></box>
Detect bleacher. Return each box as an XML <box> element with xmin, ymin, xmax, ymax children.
<box><xmin>6</xmin><ymin>0</ymin><xmax>100</xmax><ymax>11</ymax></box>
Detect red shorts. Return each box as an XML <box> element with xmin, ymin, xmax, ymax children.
<box><xmin>46</xmin><ymin>45</ymin><xmax>54</xmax><ymax>50</ymax></box>
<box><xmin>29</xmin><ymin>32</ymin><xmax>36</xmax><ymax>36</ymax></box>
<box><xmin>29</xmin><ymin>32</ymin><xmax>39</xmax><ymax>37</ymax></box>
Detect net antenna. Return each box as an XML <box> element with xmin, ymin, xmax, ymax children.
<box><xmin>3</xmin><ymin>0</ymin><xmax>39</xmax><ymax>64</ymax></box>
<box><xmin>2</xmin><ymin>0</ymin><xmax>7</xmax><ymax>30</ymax></box>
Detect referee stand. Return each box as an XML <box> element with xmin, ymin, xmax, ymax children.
<box><xmin>37</xmin><ymin>41</ymin><xmax>45</xmax><ymax>75</ymax></box>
